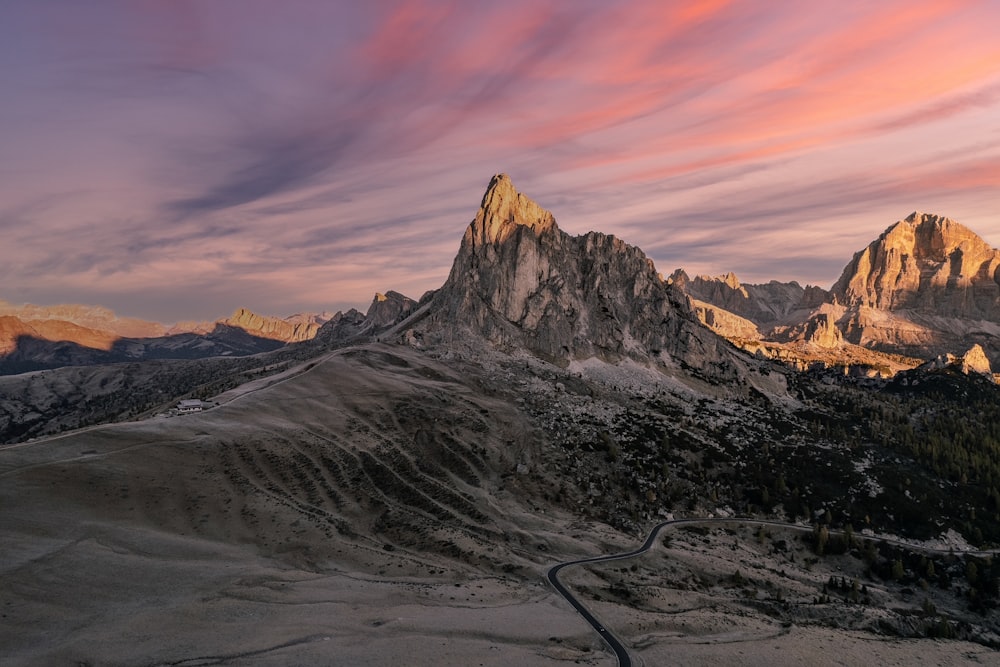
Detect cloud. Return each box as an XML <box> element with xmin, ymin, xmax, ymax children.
<box><xmin>153</xmin><ymin>0</ymin><xmax>1000</xmax><ymax>224</ymax></box>
<box><xmin>166</xmin><ymin>125</ymin><xmax>360</xmax><ymax>214</ymax></box>
<box><xmin>3</xmin><ymin>1</ymin><xmax>1000</xmax><ymax>319</ymax></box>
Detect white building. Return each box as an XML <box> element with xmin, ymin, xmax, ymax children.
<box><xmin>177</xmin><ymin>399</ymin><xmax>207</xmax><ymax>413</ymax></box>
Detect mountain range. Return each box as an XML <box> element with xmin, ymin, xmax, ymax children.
<box><xmin>674</xmin><ymin>211</ymin><xmax>1000</xmax><ymax>379</ymax></box>
<box><xmin>3</xmin><ymin>174</ymin><xmax>1000</xmax><ymax>664</ymax></box>
<box><xmin>0</xmin><ymin>301</ymin><xmax>338</xmax><ymax>373</ymax></box>
<box><xmin>6</xmin><ymin>177</ymin><xmax>1000</xmax><ymax>383</ymax></box>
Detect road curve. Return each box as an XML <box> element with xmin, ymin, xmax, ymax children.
<box><xmin>546</xmin><ymin>517</ymin><xmax>1000</xmax><ymax>667</ymax></box>
<box><xmin>546</xmin><ymin>518</ymin><xmax>683</xmax><ymax>667</ymax></box>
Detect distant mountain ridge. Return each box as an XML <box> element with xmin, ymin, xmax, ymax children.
<box><xmin>0</xmin><ymin>300</ymin><xmax>167</xmax><ymax>339</ymax></box>
<box><xmin>0</xmin><ymin>303</ymin><xmax>334</xmax><ymax>374</ymax></box>
<box><xmin>0</xmin><ymin>285</ymin><xmax>429</xmax><ymax>374</ymax></box>
<box><xmin>672</xmin><ymin>212</ymin><xmax>1000</xmax><ymax>379</ymax></box>
<box><xmin>7</xmin><ymin>180</ymin><xmax>1000</xmax><ymax>382</ymax></box>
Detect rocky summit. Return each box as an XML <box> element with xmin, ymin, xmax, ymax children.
<box><xmin>674</xmin><ymin>211</ymin><xmax>1000</xmax><ymax>377</ymax></box>
<box><xmin>223</xmin><ymin>307</ymin><xmax>323</xmax><ymax>343</ymax></box>
<box><xmin>832</xmin><ymin>212</ymin><xmax>1000</xmax><ymax>317</ymax></box>
<box><xmin>424</xmin><ymin>174</ymin><xmax>740</xmax><ymax>378</ymax></box>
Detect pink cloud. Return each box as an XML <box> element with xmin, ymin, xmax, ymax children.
<box><xmin>464</xmin><ymin>0</ymin><xmax>1000</xmax><ymax>189</ymax></box>
<box><xmin>5</xmin><ymin>1</ymin><xmax>1000</xmax><ymax>319</ymax></box>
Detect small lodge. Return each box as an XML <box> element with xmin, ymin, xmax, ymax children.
<box><xmin>176</xmin><ymin>399</ymin><xmax>208</xmax><ymax>414</ymax></box>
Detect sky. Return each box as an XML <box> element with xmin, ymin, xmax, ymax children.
<box><xmin>2</xmin><ymin>0</ymin><xmax>1000</xmax><ymax>323</ymax></box>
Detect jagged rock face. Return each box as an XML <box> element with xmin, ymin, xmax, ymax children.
<box><xmin>365</xmin><ymin>291</ymin><xmax>416</xmax><ymax>329</ymax></box>
<box><xmin>690</xmin><ymin>299</ymin><xmax>762</xmax><ymax>341</ymax></box>
<box><xmin>962</xmin><ymin>344</ymin><xmax>992</xmax><ymax>375</ymax></box>
<box><xmin>920</xmin><ymin>343</ymin><xmax>993</xmax><ymax>376</ymax></box>
<box><xmin>797</xmin><ymin>311</ymin><xmax>843</xmax><ymax>349</ymax></box>
<box><xmin>223</xmin><ymin>308</ymin><xmax>320</xmax><ymax>343</ymax></box>
<box><xmin>670</xmin><ymin>270</ymin><xmax>828</xmax><ymax>326</ymax></box>
<box><xmin>312</xmin><ymin>292</ymin><xmax>417</xmax><ymax>346</ymax></box>
<box><xmin>427</xmin><ymin>174</ymin><xmax>739</xmax><ymax>374</ymax></box>
<box><xmin>315</xmin><ymin>309</ymin><xmax>368</xmax><ymax>343</ymax></box>
<box><xmin>832</xmin><ymin>212</ymin><xmax>1000</xmax><ymax>318</ymax></box>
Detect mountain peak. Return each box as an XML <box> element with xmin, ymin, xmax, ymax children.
<box><xmin>881</xmin><ymin>212</ymin><xmax>982</xmax><ymax>256</ymax></box>
<box><xmin>223</xmin><ymin>307</ymin><xmax>320</xmax><ymax>343</ymax></box>
<box><xmin>422</xmin><ymin>174</ymin><xmax>740</xmax><ymax>377</ymax></box>
<box><xmin>474</xmin><ymin>173</ymin><xmax>557</xmax><ymax>246</ymax></box>
<box><xmin>365</xmin><ymin>290</ymin><xmax>416</xmax><ymax>328</ymax></box>
<box><xmin>832</xmin><ymin>212</ymin><xmax>1000</xmax><ymax>315</ymax></box>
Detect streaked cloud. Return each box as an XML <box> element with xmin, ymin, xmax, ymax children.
<box><xmin>1</xmin><ymin>0</ymin><xmax>999</xmax><ymax>321</ymax></box>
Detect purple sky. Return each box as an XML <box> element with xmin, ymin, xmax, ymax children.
<box><xmin>3</xmin><ymin>1</ymin><xmax>1000</xmax><ymax>323</ymax></box>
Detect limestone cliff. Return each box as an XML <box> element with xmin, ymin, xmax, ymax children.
<box><xmin>823</xmin><ymin>213</ymin><xmax>1000</xmax><ymax>364</ymax></box>
<box><xmin>424</xmin><ymin>174</ymin><xmax>742</xmax><ymax>376</ymax></box>
<box><xmin>689</xmin><ymin>299</ymin><xmax>762</xmax><ymax>341</ymax></box>
<box><xmin>788</xmin><ymin>309</ymin><xmax>844</xmax><ymax>349</ymax></box>
<box><xmin>671</xmin><ymin>212</ymin><xmax>1000</xmax><ymax>374</ymax></box>
<box><xmin>671</xmin><ymin>270</ymin><xmax>826</xmax><ymax>326</ymax></box>
<box><xmin>831</xmin><ymin>212</ymin><xmax>1000</xmax><ymax>318</ymax></box>
<box><xmin>223</xmin><ymin>308</ymin><xmax>321</xmax><ymax>343</ymax></box>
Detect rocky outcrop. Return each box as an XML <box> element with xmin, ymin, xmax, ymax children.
<box><xmin>671</xmin><ymin>270</ymin><xmax>827</xmax><ymax>327</ymax></box>
<box><xmin>423</xmin><ymin>174</ymin><xmax>742</xmax><ymax>376</ymax></box>
<box><xmin>365</xmin><ymin>291</ymin><xmax>416</xmax><ymax>329</ymax></box>
<box><xmin>920</xmin><ymin>343</ymin><xmax>993</xmax><ymax>376</ymax></box>
<box><xmin>961</xmin><ymin>344</ymin><xmax>993</xmax><ymax>375</ymax></box>
<box><xmin>315</xmin><ymin>309</ymin><xmax>368</xmax><ymax>343</ymax></box>
<box><xmin>798</xmin><ymin>311</ymin><xmax>843</xmax><ymax>349</ymax></box>
<box><xmin>690</xmin><ymin>299</ymin><xmax>761</xmax><ymax>341</ymax></box>
<box><xmin>832</xmin><ymin>212</ymin><xmax>1000</xmax><ymax>318</ymax></box>
<box><xmin>310</xmin><ymin>292</ymin><xmax>418</xmax><ymax>346</ymax></box>
<box><xmin>223</xmin><ymin>308</ymin><xmax>321</xmax><ymax>343</ymax></box>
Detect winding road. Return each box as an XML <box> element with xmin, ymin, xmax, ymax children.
<box><xmin>546</xmin><ymin>517</ymin><xmax>1000</xmax><ymax>667</ymax></box>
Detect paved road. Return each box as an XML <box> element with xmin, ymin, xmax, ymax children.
<box><xmin>546</xmin><ymin>518</ymin><xmax>684</xmax><ymax>667</ymax></box>
<box><xmin>547</xmin><ymin>516</ymin><xmax>1000</xmax><ymax>667</ymax></box>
